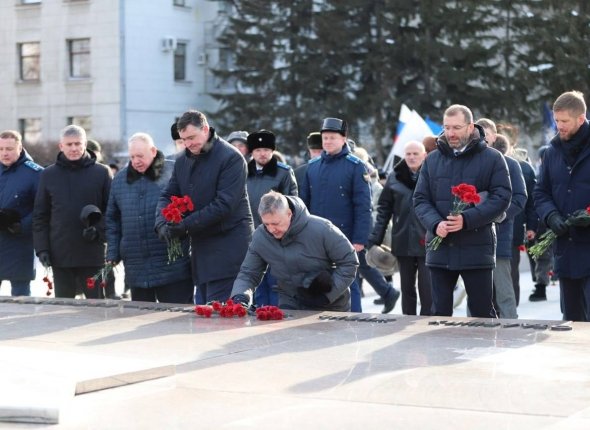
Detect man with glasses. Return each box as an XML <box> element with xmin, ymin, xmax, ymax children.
<box><xmin>414</xmin><ymin>105</ymin><xmax>511</xmax><ymax>317</ymax></box>
<box><xmin>156</xmin><ymin>110</ymin><xmax>254</xmax><ymax>304</ymax></box>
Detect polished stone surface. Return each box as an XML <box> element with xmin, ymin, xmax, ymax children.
<box><xmin>0</xmin><ymin>299</ymin><xmax>588</xmax><ymax>429</ymax></box>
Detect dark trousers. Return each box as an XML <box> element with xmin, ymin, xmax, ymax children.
<box><xmin>397</xmin><ymin>256</ymin><xmax>432</xmax><ymax>315</ymax></box>
<box><xmin>356</xmin><ymin>249</ymin><xmax>394</xmax><ymax>300</ymax></box>
<box><xmin>254</xmin><ymin>269</ymin><xmax>279</xmax><ymax>306</ymax></box>
<box><xmin>130</xmin><ymin>279</ymin><xmax>194</xmax><ymax>304</ymax></box>
<box><xmin>195</xmin><ymin>277</ymin><xmax>235</xmax><ymax>304</ymax></box>
<box><xmin>429</xmin><ymin>267</ymin><xmax>496</xmax><ymax>318</ymax></box>
<box><xmin>560</xmin><ymin>276</ymin><xmax>590</xmax><ymax>321</ymax></box>
<box><xmin>510</xmin><ymin>246</ymin><xmax>521</xmax><ymax>306</ymax></box>
<box><xmin>53</xmin><ymin>266</ymin><xmax>103</xmax><ymax>299</ymax></box>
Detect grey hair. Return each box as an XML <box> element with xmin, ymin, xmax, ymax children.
<box><xmin>61</xmin><ymin>124</ymin><xmax>87</xmax><ymax>142</ymax></box>
<box><xmin>128</xmin><ymin>132</ymin><xmax>155</xmax><ymax>148</ymax></box>
<box><xmin>258</xmin><ymin>191</ymin><xmax>289</xmax><ymax>217</ymax></box>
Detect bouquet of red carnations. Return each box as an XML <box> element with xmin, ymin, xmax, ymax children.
<box><xmin>428</xmin><ymin>183</ymin><xmax>481</xmax><ymax>251</ymax></box>
<box><xmin>528</xmin><ymin>205</ymin><xmax>590</xmax><ymax>260</ymax></box>
<box><xmin>161</xmin><ymin>195</ymin><xmax>194</xmax><ymax>263</ymax></box>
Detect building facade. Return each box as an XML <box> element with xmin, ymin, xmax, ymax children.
<box><xmin>0</xmin><ymin>0</ymin><xmax>227</xmax><ymax>156</ymax></box>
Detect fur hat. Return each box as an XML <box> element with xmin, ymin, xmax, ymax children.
<box><xmin>366</xmin><ymin>244</ymin><xmax>398</xmax><ymax>276</ymax></box>
<box><xmin>171</xmin><ymin>122</ymin><xmax>180</xmax><ymax>140</ymax></box>
<box><xmin>247</xmin><ymin>130</ymin><xmax>276</xmax><ymax>152</ymax></box>
<box><xmin>307</xmin><ymin>132</ymin><xmax>322</xmax><ymax>150</ymax></box>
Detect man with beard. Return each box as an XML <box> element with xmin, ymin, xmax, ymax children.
<box><xmin>33</xmin><ymin>125</ymin><xmax>112</xmax><ymax>298</ymax></box>
<box><xmin>414</xmin><ymin>105</ymin><xmax>511</xmax><ymax>317</ymax></box>
<box><xmin>245</xmin><ymin>130</ymin><xmax>298</xmax><ymax>306</ymax></box>
<box><xmin>534</xmin><ymin>91</ymin><xmax>590</xmax><ymax>321</ymax></box>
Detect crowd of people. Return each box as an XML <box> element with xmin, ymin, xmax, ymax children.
<box><xmin>1</xmin><ymin>90</ymin><xmax>589</xmax><ymax>321</ymax></box>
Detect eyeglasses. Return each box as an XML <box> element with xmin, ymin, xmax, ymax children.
<box><xmin>443</xmin><ymin>124</ymin><xmax>470</xmax><ymax>132</ymax></box>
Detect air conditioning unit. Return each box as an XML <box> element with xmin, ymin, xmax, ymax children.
<box><xmin>161</xmin><ymin>37</ymin><xmax>177</xmax><ymax>52</ymax></box>
<box><xmin>196</xmin><ymin>52</ymin><xmax>208</xmax><ymax>65</ymax></box>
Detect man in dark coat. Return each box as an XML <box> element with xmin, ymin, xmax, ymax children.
<box><xmin>231</xmin><ymin>192</ymin><xmax>357</xmax><ymax>311</ymax></box>
<box><xmin>156</xmin><ymin>110</ymin><xmax>254</xmax><ymax>304</ymax></box>
<box><xmin>489</xmin><ymin>133</ymin><xmax>527</xmax><ymax>318</ymax></box>
<box><xmin>0</xmin><ymin>130</ymin><xmax>42</xmax><ymax>296</ymax></box>
<box><xmin>33</xmin><ymin>125</ymin><xmax>112</xmax><ymax>298</ymax></box>
<box><xmin>534</xmin><ymin>90</ymin><xmax>590</xmax><ymax>321</ymax></box>
<box><xmin>300</xmin><ymin>118</ymin><xmax>372</xmax><ymax>312</ymax></box>
<box><xmin>369</xmin><ymin>141</ymin><xmax>431</xmax><ymax>315</ymax></box>
<box><xmin>106</xmin><ymin>133</ymin><xmax>193</xmax><ymax>303</ymax></box>
<box><xmin>245</xmin><ymin>129</ymin><xmax>298</xmax><ymax>306</ymax></box>
<box><xmin>414</xmin><ymin>105</ymin><xmax>512</xmax><ymax>317</ymax></box>
<box><xmin>294</xmin><ymin>132</ymin><xmax>323</xmax><ymax>187</ymax></box>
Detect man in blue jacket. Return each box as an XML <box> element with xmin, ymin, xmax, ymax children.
<box><xmin>534</xmin><ymin>91</ymin><xmax>590</xmax><ymax>321</ymax></box>
<box><xmin>414</xmin><ymin>105</ymin><xmax>512</xmax><ymax>317</ymax></box>
<box><xmin>0</xmin><ymin>130</ymin><xmax>42</xmax><ymax>296</ymax></box>
<box><xmin>299</xmin><ymin>118</ymin><xmax>372</xmax><ymax>312</ymax></box>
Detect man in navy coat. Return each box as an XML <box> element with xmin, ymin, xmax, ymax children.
<box><xmin>414</xmin><ymin>105</ymin><xmax>511</xmax><ymax>317</ymax></box>
<box><xmin>0</xmin><ymin>130</ymin><xmax>42</xmax><ymax>296</ymax></box>
<box><xmin>534</xmin><ymin>91</ymin><xmax>590</xmax><ymax>321</ymax></box>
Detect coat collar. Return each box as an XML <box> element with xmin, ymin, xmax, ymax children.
<box><xmin>248</xmin><ymin>155</ymin><xmax>278</xmax><ymax>177</ymax></box>
<box><xmin>126</xmin><ymin>150</ymin><xmax>165</xmax><ymax>183</ymax></box>
<box><xmin>393</xmin><ymin>158</ymin><xmax>420</xmax><ymax>190</ymax></box>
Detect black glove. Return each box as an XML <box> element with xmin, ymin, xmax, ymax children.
<box><xmin>82</xmin><ymin>226</ymin><xmax>98</xmax><ymax>241</ymax></box>
<box><xmin>167</xmin><ymin>222</ymin><xmax>188</xmax><ymax>239</ymax></box>
<box><xmin>297</xmin><ymin>287</ymin><xmax>330</xmax><ymax>308</ymax></box>
<box><xmin>547</xmin><ymin>212</ymin><xmax>568</xmax><ymax>237</ymax></box>
<box><xmin>156</xmin><ymin>224</ymin><xmax>171</xmax><ymax>244</ymax></box>
<box><xmin>7</xmin><ymin>222</ymin><xmax>21</xmax><ymax>234</ymax></box>
<box><xmin>569</xmin><ymin>214</ymin><xmax>590</xmax><ymax>228</ymax></box>
<box><xmin>231</xmin><ymin>294</ymin><xmax>250</xmax><ymax>307</ymax></box>
<box><xmin>308</xmin><ymin>271</ymin><xmax>334</xmax><ymax>295</ymax></box>
<box><xmin>37</xmin><ymin>251</ymin><xmax>51</xmax><ymax>268</ymax></box>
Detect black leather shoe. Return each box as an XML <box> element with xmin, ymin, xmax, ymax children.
<box><xmin>373</xmin><ymin>298</ymin><xmax>384</xmax><ymax>305</ymax></box>
<box><xmin>382</xmin><ymin>288</ymin><xmax>400</xmax><ymax>314</ymax></box>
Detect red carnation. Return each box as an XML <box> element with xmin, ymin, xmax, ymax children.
<box><xmin>86</xmin><ymin>278</ymin><xmax>95</xmax><ymax>289</ymax></box>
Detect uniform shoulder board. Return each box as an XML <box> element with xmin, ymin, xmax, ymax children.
<box><xmin>277</xmin><ymin>161</ymin><xmax>291</xmax><ymax>170</ymax></box>
<box><xmin>345</xmin><ymin>154</ymin><xmax>361</xmax><ymax>165</ymax></box>
<box><xmin>309</xmin><ymin>156</ymin><xmax>321</xmax><ymax>164</ymax></box>
<box><xmin>24</xmin><ymin>160</ymin><xmax>43</xmax><ymax>171</ymax></box>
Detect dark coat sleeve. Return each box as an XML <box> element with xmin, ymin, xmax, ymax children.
<box><xmin>369</xmin><ymin>175</ymin><xmax>395</xmax><ymax>245</ymax></box>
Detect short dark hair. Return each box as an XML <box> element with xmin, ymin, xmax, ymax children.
<box><xmin>176</xmin><ymin>110</ymin><xmax>209</xmax><ymax>133</ymax></box>
<box><xmin>492</xmin><ymin>134</ymin><xmax>509</xmax><ymax>155</ymax></box>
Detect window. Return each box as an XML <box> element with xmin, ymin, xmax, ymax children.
<box><xmin>19</xmin><ymin>42</ymin><xmax>40</xmax><ymax>81</ymax></box>
<box><xmin>67</xmin><ymin>116</ymin><xmax>92</xmax><ymax>135</ymax></box>
<box><xmin>174</xmin><ymin>42</ymin><xmax>187</xmax><ymax>81</ymax></box>
<box><xmin>19</xmin><ymin>118</ymin><xmax>42</xmax><ymax>145</ymax></box>
<box><xmin>68</xmin><ymin>38</ymin><xmax>90</xmax><ymax>78</ymax></box>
